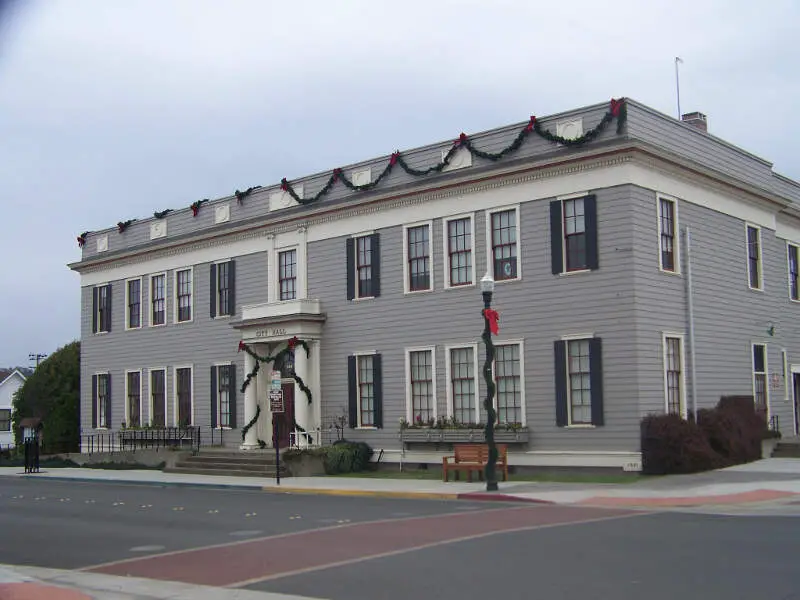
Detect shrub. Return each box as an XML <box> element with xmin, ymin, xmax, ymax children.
<box><xmin>641</xmin><ymin>413</ymin><xmax>723</xmax><ymax>475</ymax></box>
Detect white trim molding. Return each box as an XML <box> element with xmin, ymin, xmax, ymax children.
<box><xmin>444</xmin><ymin>343</ymin><xmax>480</xmax><ymax>424</ymax></box>
<box><xmin>402</xmin><ymin>220</ymin><xmax>434</xmax><ymax>295</ymax></box>
<box><xmin>442</xmin><ymin>213</ymin><xmax>476</xmax><ymax>290</ymax></box>
<box><xmin>212</xmin><ymin>362</ymin><xmax>234</xmax><ymax>430</ymax></box>
<box><xmin>172</xmin><ymin>364</ymin><xmax>194</xmax><ymax>426</ymax></box>
<box><xmin>404</xmin><ymin>346</ymin><xmax>438</xmax><ymax>423</ymax></box>
<box><xmin>352</xmin><ymin>352</ymin><xmax>378</xmax><ymax>429</ymax></box>
<box><xmin>148</xmin><ymin>272</ymin><xmax>168</xmax><ymax>328</ymax></box>
<box><xmin>560</xmin><ymin>334</ymin><xmax>595</xmax><ymax>427</ymax></box>
<box><xmin>485</xmin><ymin>204</ymin><xmax>522</xmax><ymax>284</ymax></box>
<box><xmin>661</xmin><ymin>332</ymin><xmax>688</xmax><ymax>419</ymax></box>
<box><xmin>656</xmin><ymin>193</ymin><xmax>681</xmax><ymax>275</ymax></box>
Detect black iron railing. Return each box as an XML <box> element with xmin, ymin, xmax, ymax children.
<box><xmin>81</xmin><ymin>426</ymin><xmax>202</xmax><ymax>454</ymax></box>
<box><xmin>769</xmin><ymin>415</ymin><xmax>781</xmax><ymax>434</ymax></box>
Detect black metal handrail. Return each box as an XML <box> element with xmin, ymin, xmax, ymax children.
<box><xmin>769</xmin><ymin>414</ymin><xmax>781</xmax><ymax>434</ymax></box>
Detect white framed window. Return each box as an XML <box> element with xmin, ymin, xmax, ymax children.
<box><xmin>567</xmin><ymin>338</ymin><xmax>591</xmax><ymax>425</ymax></box>
<box><xmin>149</xmin><ymin>273</ymin><xmax>167</xmax><ymax>327</ymax></box>
<box><xmin>125</xmin><ymin>278</ymin><xmax>142</xmax><ymax>330</ymax></box>
<box><xmin>95</xmin><ymin>372</ymin><xmax>110</xmax><ymax>429</ymax></box>
<box><xmin>746</xmin><ymin>224</ymin><xmax>763</xmax><ymax>291</ymax></box>
<box><xmin>486</xmin><ymin>205</ymin><xmax>520</xmax><ymax>282</ymax></box>
<box><xmin>211</xmin><ymin>260</ymin><xmax>235</xmax><ymax>318</ymax></box>
<box><xmin>0</xmin><ymin>409</ymin><xmax>10</xmax><ymax>432</ymax></box>
<box><xmin>125</xmin><ymin>370</ymin><xmax>143</xmax><ymax>427</ymax></box>
<box><xmin>92</xmin><ymin>283</ymin><xmax>112</xmax><ymax>334</ymax></box>
<box><xmin>662</xmin><ymin>333</ymin><xmax>687</xmax><ymax>418</ymax></box>
<box><xmin>149</xmin><ymin>368</ymin><xmax>167</xmax><ymax>428</ymax></box>
<box><xmin>657</xmin><ymin>195</ymin><xmax>680</xmax><ymax>273</ymax></box>
<box><xmin>493</xmin><ymin>341</ymin><xmax>525</xmax><ymax>425</ymax></box>
<box><xmin>354</xmin><ymin>234</ymin><xmax>375</xmax><ymax>299</ymax></box>
<box><xmin>356</xmin><ymin>353</ymin><xmax>376</xmax><ymax>427</ymax></box>
<box><xmin>783</xmin><ymin>349</ymin><xmax>790</xmax><ymax>403</ymax></box>
<box><xmin>445</xmin><ymin>344</ymin><xmax>479</xmax><ymax>424</ymax></box>
<box><xmin>752</xmin><ymin>343</ymin><xmax>769</xmax><ymax>419</ymax></box>
<box><xmin>443</xmin><ymin>214</ymin><xmax>475</xmax><ymax>288</ymax></box>
<box><xmin>174</xmin><ymin>267</ymin><xmax>193</xmax><ymax>323</ymax></box>
<box><xmin>278</xmin><ymin>248</ymin><xmax>297</xmax><ymax>301</ymax></box>
<box><xmin>788</xmin><ymin>243</ymin><xmax>799</xmax><ymax>302</ymax></box>
<box><xmin>405</xmin><ymin>347</ymin><xmax>437</xmax><ymax>424</ymax></box>
<box><xmin>403</xmin><ymin>221</ymin><xmax>433</xmax><ymax>293</ymax></box>
<box><xmin>173</xmin><ymin>365</ymin><xmax>193</xmax><ymax>426</ymax></box>
<box><xmin>213</xmin><ymin>363</ymin><xmax>233</xmax><ymax>429</ymax></box>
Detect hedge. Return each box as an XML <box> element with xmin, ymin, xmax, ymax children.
<box><xmin>641</xmin><ymin>396</ymin><xmax>767</xmax><ymax>475</ymax></box>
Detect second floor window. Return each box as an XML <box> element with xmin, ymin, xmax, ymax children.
<box><xmin>659</xmin><ymin>198</ymin><xmax>677</xmax><ymax>272</ymax></box>
<box><xmin>151</xmin><ymin>274</ymin><xmax>165</xmax><ymax>325</ymax></box>
<box><xmin>406</xmin><ymin>224</ymin><xmax>431</xmax><ymax>292</ymax></box>
<box><xmin>447</xmin><ymin>217</ymin><xmax>472</xmax><ymax>286</ymax></box>
<box><xmin>563</xmin><ymin>198</ymin><xmax>587</xmax><ymax>271</ymax></box>
<box><xmin>279</xmin><ymin>249</ymin><xmax>297</xmax><ymax>300</ymax></box>
<box><xmin>789</xmin><ymin>244</ymin><xmax>799</xmax><ymax>301</ymax></box>
<box><xmin>93</xmin><ymin>284</ymin><xmax>112</xmax><ymax>333</ymax></box>
<box><xmin>346</xmin><ymin>233</ymin><xmax>381</xmax><ymax>300</ymax></box>
<box><xmin>127</xmin><ymin>279</ymin><xmax>141</xmax><ymax>329</ymax></box>
<box><xmin>210</xmin><ymin>261</ymin><xmax>235</xmax><ymax>317</ymax></box>
<box><xmin>747</xmin><ymin>225</ymin><xmax>762</xmax><ymax>290</ymax></box>
<box><xmin>490</xmin><ymin>209</ymin><xmax>517</xmax><ymax>281</ymax></box>
<box><xmin>176</xmin><ymin>269</ymin><xmax>192</xmax><ymax>322</ymax></box>
<box><xmin>356</xmin><ymin>235</ymin><xmax>373</xmax><ymax>298</ymax></box>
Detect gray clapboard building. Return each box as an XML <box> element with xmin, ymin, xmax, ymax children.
<box><xmin>69</xmin><ymin>98</ymin><xmax>800</xmax><ymax>470</ymax></box>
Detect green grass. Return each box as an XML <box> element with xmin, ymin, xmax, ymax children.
<box><xmin>330</xmin><ymin>469</ymin><xmax>645</xmax><ymax>485</ymax></box>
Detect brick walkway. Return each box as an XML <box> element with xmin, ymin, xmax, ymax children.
<box><xmin>0</xmin><ymin>582</ymin><xmax>93</xmax><ymax>600</ymax></box>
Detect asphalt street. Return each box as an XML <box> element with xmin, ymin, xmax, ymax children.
<box><xmin>2</xmin><ymin>477</ymin><xmax>799</xmax><ymax>600</ymax></box>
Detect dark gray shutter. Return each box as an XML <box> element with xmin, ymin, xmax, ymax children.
<box><xmin>92</xmin><ymin>375</ymin><xmax>98</xmax><ymax>428</ymax></box>
<box><xmin>106</xmin><ymin>373</ymin><xmax>112</xmax><ymax>428</ymax></box>
<box><xmin>371</xmin><ymin>233</ymin><xmax>381</xmax><ymax>298</ymax></box>
<box><xmin>106</xmin><ymin>284</ymin><xmax>112</xmax><ymax>332</ymax></box>
<box><xmin>584</xmin><ymin>194</ymin><xmax>599</xmax><ymax>270</ymax></box>
<box><xmin>554</xmin><ymin>341</ymin><xmax>568</xmax><ymax>427</ymax></box>
<box><xmin>210</xmin><ymin>366</ymin><xmax>218</xmax><ymax>428</ymax></box>
<box><xmin>229</xmin><ymin>364</ymin><xmax>237</xmax><ymax>428</ymax></box>
<box><xmin>209</xmin><ymin>263</ymin><xmax>217</xmax><ymax>318</ymax></box>
<box><xmin>589</xmin><ymin>337</ymin><xmax>604</xmax><ymax>426</ymax></box>
<box><xmin>346</xmin><ymin>238</ymin><xmax>355</xmax><ymax>301</ymax></box>
<box><xmin>347</xmin><ymin>355</ymin><xmax>357</xmax><ymax>427</ymax></box>
<box><xmin>228</xmin><ymin>260</ymin><xmax>236</xmax><ymax>316</ymax></box>
<box><xmin>373</xmin><ymin>353</ymin><xmax>383</xmax><ymax>428</ymax></box>
<box><xmin>550</xmin><ymin>201</ymin><xmax>563</xmax><ymax>275</ymax></box>
<box><xmin>92</xmin><ymin>288</ymin><xmax>98</xmax><ymax>333</ymax></box>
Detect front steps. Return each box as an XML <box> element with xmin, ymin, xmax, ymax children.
<box><xmin>771</xmin><ymin>437</ymin><xmax>800</xmax><ymax>459</ymax></box>
<box><xmin>164</xmin><ymin>448</ymin><xmax>289</xmax><ymax>478</ymax></box>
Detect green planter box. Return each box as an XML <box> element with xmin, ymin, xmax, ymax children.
<box><xmin>401</xmin><ymin>428</ymin><xmax>529</xmax><ymax>444</ymax></box>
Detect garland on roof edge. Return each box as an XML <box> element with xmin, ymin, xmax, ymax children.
<box><xmin>76</xmin><ymin>99</ymin><xmax>626</xmax><ymax>247</ymax></box>
<box><xmin>279</xmin><ymin>98</ymin><xmax>627</xmax><ymax>206</ymax></box>
<box><xmin>117</xmin><ymin>219</ymin><xmax>135</xmax><ymax>233</ymax></box>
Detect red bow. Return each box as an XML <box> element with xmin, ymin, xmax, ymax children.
<box><xmin>280</xmin><ymin>178</ymin><xmax>288</xmax><ymax>192</ymax></box>
<box><xmin>483</xmin><ymin>309</ymin><xmax>500</xmax><ymax>335</ymax></box>
<box><xmin>238</xmin><ymin>341</ymin><xmax>246</xmax><ymax>352</ymax></box>
<box><xmin>526</xmin><ymin>115</ymin><xmax>536</xmax><ymax>133</ymax></box>
<box><xmin>389</xmin><ymin>152</ymin><xmax>399</xmax><ymax>166</ymax></box>
<box><xmin>455</xmin><ymin>132</ymin><xmax>468</xmax><ymax>146</ymax></box>
<box><xmin>610</xmin><ymin>98</ymin><xmax>623</xmax><ymax>117</ymax></box>
<box><xmin>333</xmin><ymin>168</ymin><xmax>342</xmax><ymax>182</ymax></box>
<box><xmin>191</xmin><ymin>205</ymin><xmax>200</xmax><ymax>217</ymax></box>
<box><xmin>288</xmin><ymin>336</ymin><xmax>298</xmax><ymax>350</ymax></box>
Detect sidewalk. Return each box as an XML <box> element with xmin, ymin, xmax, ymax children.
<box><xmin>3</xmin><ymin>458</ymin><xmax>800</xmax><ymax>508</ymax></box>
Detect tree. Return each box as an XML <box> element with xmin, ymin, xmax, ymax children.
<box><xmin>12</xmin><ymin>340</ymin><xmax>80</xmax><ymax>452</ymax></box>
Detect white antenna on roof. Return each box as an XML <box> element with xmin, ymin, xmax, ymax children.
<box><xmin>675</xmin><ymin>57</ymin><xmax>684</xmax><ymax>119</ymax></box>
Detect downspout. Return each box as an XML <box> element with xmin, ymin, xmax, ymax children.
<box><xmin>685</xmin><ymin>227</ymin><xmax>699</xmax><ymax>420</ymax></box>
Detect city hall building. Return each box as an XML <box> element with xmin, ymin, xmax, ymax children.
<box><xmin>69</xmin><ymin>98</ymin><xmax>800</xmax><ymax>470</ymax></box>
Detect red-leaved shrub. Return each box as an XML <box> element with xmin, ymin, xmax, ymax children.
<box><xmin>641</xmin><ymin>413</ymin><xmax>723</xmax><ymax>475</ymax></box>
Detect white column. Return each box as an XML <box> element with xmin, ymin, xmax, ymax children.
<box><xmin>240</xmin><ymin>350</ymin><xmax>260</xmax><ymax>450</ymax></box>
<box><xmin>294</xmin><ymin>342</ymin><xmax>310</xmax><ymax>435</ymax></box>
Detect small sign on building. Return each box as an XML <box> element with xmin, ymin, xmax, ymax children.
<box><xmin>269</xmin><ymin>389</ymin><xmax>284</xmax><ymax>414</ymax></box>
<box><xmin>271</xmin><ymin>371</ymin><xmax>282</xmax><ymax>391</ymax></box>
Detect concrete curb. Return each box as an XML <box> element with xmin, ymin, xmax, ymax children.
<box><xmin>262</xmin><ymin>486</ymin><xmax>461</xmax><ymax>500</ymax></box>
<box><xmin>576</xmin><ymin>489</ymin><xmax>800</xmax><ymax>508</ymax></box>
<box><xmin>19</xmin><ymin>474</ymin><xmax>265</xmax><ymax>493</ymax></box>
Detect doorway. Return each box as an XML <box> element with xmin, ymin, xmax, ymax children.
<box><xmin>272</xmin><ymin>382</ymin><xmax>295</xmax><ymax>449</ymax></box>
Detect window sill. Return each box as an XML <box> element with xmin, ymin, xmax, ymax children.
<box><xmin>124</xmin><ymin>326</ymin><xmax>143</xmax><ymax>331</ymax></box>
<box><xmin>351</xmin><ymin>296</ymin><xmax>376</xmax><ymax>303</ymax></box>
<box><xmin>355</xmin><ymin>426</ymin><xmax>379</xmax><ymax>430</ymax></box>
<box><xmin>559</xmin><ymin>269</ymin><xmax>590</xmax><ymax>277</ymax></box>
<box><xmin>404</xmin><ymin>288</ymin><xmax>434</xmax><ymax>296</ymax></box>
<box><xmin>175</xmin><ymin>319</ymin><xmax>194</xmax><ymax>325</ymax></box>
<box><xmin>494</xmin><ymin>276</ymin><xmax>521</xmax><ymax>285</ymax></box>
<box><xmin>747</xmin><ymin>286</ymin><xmax>765</xmax><ymax>293</ymax></box>
<box><xmin>658</xmin><ymin>268</ymin><xmax>682</xmax><ymax>276</ymax></box>
<box><xmin>149</xmin><ymin>323</ymin><xmax>167</xmax><ymax>328</ymax></box>
<box><xmin>444</xmin><ymin>282</ymin><xmax>476</xmax><ymax>290</ymax></box>
<box><xmin>213</xmin><ymin>314</ymin><xmax>232</xmax><ymax>320</ymax></box>
<box><xmin>93</xmin><ymin>331</ymin><xmax>110</xmax><ymax>336</ymax></box>
<box><xmin>564</xmin><ymin>424</ymin><xmax>596</xmax><ymax>429</ymax></box>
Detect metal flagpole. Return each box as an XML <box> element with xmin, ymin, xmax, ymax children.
<box><xmin>675</xmin><ymin>57</ymin><xmax>683</xmax><ymax>119</ymax></box>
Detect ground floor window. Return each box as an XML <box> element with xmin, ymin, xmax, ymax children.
<box><xmin>495</xmin><ymin>343</ymin><xmax>523</xmax><ymax>425</ymax></box>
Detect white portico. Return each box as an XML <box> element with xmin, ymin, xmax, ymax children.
<box><xmin>234</xmin><ymin>299</ymin><xmax>325</xmax><ymax>450</ymax></box>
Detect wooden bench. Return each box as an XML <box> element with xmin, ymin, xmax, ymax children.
<box><xmin>442</xmin><ymin>444</ymin><xmax>509</xmax><ymax>482</ymax></box>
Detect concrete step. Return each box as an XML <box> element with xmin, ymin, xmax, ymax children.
<box><xmin>182</xmin><ymin>455</ymin><xmax>279</xmax><ymax>467</ymax></box>
<box><xmin>772</xmin><ymin>447</ymin><xmax>800</xmax><ymax>458</ymax></box>
<box><xmin>173</xmin><ymin>460</ymin><xmax>273</xmax><ymax>472</ymax></box>
<box><xmin>164</xmin><ymin>466</ymin><xmax>286</xmax><ymax>478</ymax></box>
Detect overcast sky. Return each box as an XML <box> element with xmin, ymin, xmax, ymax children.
<box><xmin>0</xmin><ymin>0</ymin><xmax>798</xmax><ymax>367</ymax></box>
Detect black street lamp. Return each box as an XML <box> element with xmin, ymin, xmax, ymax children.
<box><xmin>480</xmin><ymin>272</ymin><xmax>499</xmax><ymax>492</ymax></box>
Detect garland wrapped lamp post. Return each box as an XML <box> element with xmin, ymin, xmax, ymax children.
<box><xmin>481</xmin><ymin>272</ymin><xmax>500</xmax><ymax>491</ymax></box>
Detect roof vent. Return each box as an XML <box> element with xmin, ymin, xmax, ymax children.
<box><xmin>681</xmin><ymin>112</ymin><xmax>708</xmax><ymax>132</ymax></box>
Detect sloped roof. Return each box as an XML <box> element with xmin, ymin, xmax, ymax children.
<box><xmin>0</xmin><ymin>369</ymin><xmax>27</xmax><ymax>387</ymax></box>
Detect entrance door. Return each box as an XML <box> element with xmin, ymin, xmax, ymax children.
<box><xmin>272</xmin><ymin>383</ymin><xmax>295</xmax><ymax>449</ymax></box>
<box><xmin>794</xmin><ymin>373</ymin><xmax>800</xmax><ymax>435</ymax></box>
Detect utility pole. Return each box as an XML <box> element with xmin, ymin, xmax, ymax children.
<box><xmin>29</xmin><ymin>353</ymin><xmax>47</xmax><ymax>369</ymax></box>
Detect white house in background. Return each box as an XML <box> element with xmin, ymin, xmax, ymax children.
<box><xmin>0</xmin><ymin>370</ymin><xmax>26</xmax><ymax>448</ymax></box>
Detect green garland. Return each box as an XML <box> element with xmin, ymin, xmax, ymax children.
<box><xmin>191</xmin><ymin>199</ymin><xmax>209</xmax><ymax>216</ymax></box>
<box><xmin>117</xmin><ymin>219</ymin><xmax>135</xmax><ymax>233</ymax></box>
<box><xmin>77</xmin><ymin>231</ymin><xmax>89</xmax><ymax>248</ymax></box>
<box><xmin>235</xmin><ymin>186</ymin><xmax>262</xmax><ymax>204</ymax></box>
<box><xmin>153</xmin><ymin>209</ymin><xmax>173</xmax><ymax>219</ymax></box>
<box><xmin>240</xmin><ymin>404</ymin><xmax>261</xmax><ymax>442</ymax></box>
<box><xmin>279</xmin><ymin>98</ymin><xmax>627</xmax><ymax>206</ymax></box>
<box><xmin>238</xmin><ymin>338</ymin><xmax>313</xmax><ymax>405</ymax></box>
